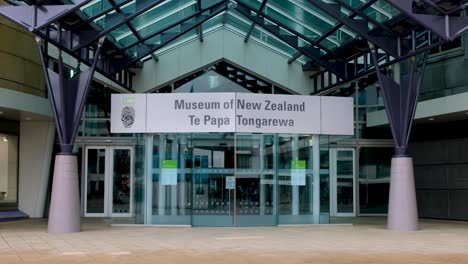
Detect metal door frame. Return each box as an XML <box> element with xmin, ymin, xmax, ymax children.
<box><xmin>329</xmin><ymin>148</ymin><xmax>356</xmax><ymax>217</ymax></box>
<box><xmin>109</xmin><ymin>146</ymin><xmax>134</xmax><ymax>217</ymax></box>
<box><xmin>84</xmin><ymin>146</ymin><xmax>134</xmax><ymax>217</ymax></box>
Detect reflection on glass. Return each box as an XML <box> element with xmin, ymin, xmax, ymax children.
<box><xmin>336</xmin><ymin>150</ymin><xmax>354</xmax><ymax>214</ymax></box>
<box><xmin>359</xmin><ymin>147</ymin><xmax>392</xmax><ymax>214</ymax></box>
<box><xmin>236</xmin><ymin>134</ymin><xmax>275</xmax><ymax>221</ymax></box>
<box><xmin>112</xmin><ymin>149</ymin><xmax>131</xmax><ymax>214</ymax></box>
<box><xmin>148</xmin><ymin>133</ymin><xmax>327</xmax><ymax>225</ymax></box>
<box><xmin>152</xmin><ymin>134</ymin><xmax>193</xmax><ymax>224</ymax></box>
<box><xmin>278</xmin><ymin>135</ymin><xmax>314</xmax><ymax>224</ymax></box>
<box><xmin>192</xmin><ymin>133</ymin><xmax>234</xmax><ymax>226</ymax></box>
<box><xmin>86</xmin><ymin>149</ymin><xmax>106</xmax><ymax>214</ymax></box>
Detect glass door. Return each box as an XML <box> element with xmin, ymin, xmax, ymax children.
<box><xmin>84</xmin><ymin>146</ymin><xmax>134</xmax><ymax>217</ymax></box>
<box><xmin>85</xmin><ymin>147</ymin><xmax>107</xmax><ymax>216</ymax></box>
<box><xmin>235</xmin><ymin>134</ymin><xmax>276</xmax><ymax>226</ymax></box>
<box><xmin>110</xmin><ymin>147</ymin><xmax>133</xmax><ymax>216</ymax></box>
<box><xmin>330</xmin><ymin>148</ymin><xmax>355</xmax><ymax>216</ymax></box>
<box><xmin>191</xmin><ymin>133</ymin><xmax>235</xmax><ymax>226</ymax></box>
<box><xmin>277</xmin><ymin>135</ymin><xmax>317</xmax><ymax>224</ymax></box>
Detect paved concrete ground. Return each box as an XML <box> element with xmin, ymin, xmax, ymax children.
<box><xmin>1</xmin><ymin>217</ymin><xmax>468</xmax><ymax>263</ymax></box>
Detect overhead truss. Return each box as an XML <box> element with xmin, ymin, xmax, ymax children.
<box><xmin>0</xmin><ymin>0</ymin><xmax>468</xmax><ymax>93</ymax></box>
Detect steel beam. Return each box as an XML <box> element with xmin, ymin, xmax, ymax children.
<box><xmin>197</xmin><ymin>0</ymin><xmax>204</xmax><ymax>42</ymax></box>
<box><xmin>71</xmin><ymin>0</ymin><xmax>167</xmax><ymax>51</ymax></box>
<box><xmin>107</xmin><ymin>0</ymin><xmax>144</xmax><ymax>43</ymax></box>
<box><xmin>112</xmin><ymin>1</ymin><xmax>227</xmax><ymax>73</ymax></box>
<box><xmin>288</xmin><ymin>0</ymin><xmax>378</xmax><ymax>64</ymax></box>
<box><xmin>307</xmin><ymin>0</ymin><xmax>399</xmax><ymax>57</ymax></box>
<box><xmin>0</xmin><ymin>0</ymin><xmax>91</xmax><ymax>31</ymax></box>
<box><xmin>244</xmin><ymin>0</ymin><xmax>268</xmax><ymax>43</ymax></box>
<box><xmin>387</xmin><ymin>0</ymin><xmax>468</xmax><ymax>41</ymax></box>
<box><xmin>74</xmin><ymin>0</ymin><xmax>134</xmax><ymax>29</ymax></box>
<box><xmin>118</xmin><ymin>1</ymin><xmax>226</xmax><ymax>54</ymax></box>
<box><xmin>311</xmin><ymin>23</ymin><xmax>443</xmax><ymax>95</ymax></box>
<box><xmin>234</xmin><ymin>2</ymin><xmax>347</xmax><ymax>79</ymax></box>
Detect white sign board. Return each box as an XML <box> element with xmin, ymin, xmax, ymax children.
<box><xmin>146</xmin><ymin>93</ymin><xmax>235</xmax><ymax>133</ymax></box>
<box><xmin>111</xmin><ymin>93</ymin><xmax>353</xmax><ymax>135</ymax></box>
<box><xmin>235</xmin><ymin>93</ymin><xmax>321</xmax><ymax>134</ymax></box>
<box><xmin>225</xmin><ymin>176</ymin><xmax>235</xmax><ymax>189</ymax></box>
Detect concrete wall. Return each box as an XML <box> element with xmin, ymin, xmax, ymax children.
<box><xmin>0</xmin><ymin>6</ymin><xmax>45</xmax><ymax>97</ymax></box>
<box><xmin>18</xmin><ymin>121</ymin><xmax>54</xmax><ymax>218</ymax></box>
<box><xmin>134</xmin><ymin>27</ymin><xmax>312</xmax><ymax>95</ymax></box>
<box><xmin>410</xmin><ymin>138</ymin><xmax>468</xmax><ymax>220</ymax></box>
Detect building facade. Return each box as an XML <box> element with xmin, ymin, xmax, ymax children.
<box><xmin>0</xmin><ymin>0</ymin><xmax>467</xmax><ymax>228</ymax></box>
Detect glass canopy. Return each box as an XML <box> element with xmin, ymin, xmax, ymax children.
<box><xmin>7</xmin><ymin>0</ymin><xmax>461</xmax><ymax>92</ymax></box>
<box><xmin>74</xmin><ymin>0</ymin><xmax>402</xmax><ymax>62</ymax></box>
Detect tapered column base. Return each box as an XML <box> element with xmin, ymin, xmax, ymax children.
<box><xmin>47</xmin><ymin>154</ymin><xmax>80</xmax><ymax>233</ymax></box>
<box><xmin>387</xmin><ymin>157</ymin><xmax>418</xmax><ymax>231</ymax></box>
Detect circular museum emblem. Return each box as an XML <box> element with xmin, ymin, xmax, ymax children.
<box><xmin>121</xmin><ymin>106</ymin><xmax>135</xmax><ymax>128</ymax></box>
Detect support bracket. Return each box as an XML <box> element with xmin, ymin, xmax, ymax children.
<box><xmin>387</xmin><ymin>0</ymin><xmax>468</xmax><ymax>41</ymax></box>
<box><xmin>369</xmin><ymin>43</ymin><xmax>428</xmax><ymax>156</ymax></box>
<box><xmin>0</xmin><ymin>0</ymin><xmax>90</xmax><ymax>31</ymax></box>
<box><xmin>36</xmin><ymin>37</ymin><xmax>105</xmax><ymax>154</ymax></box>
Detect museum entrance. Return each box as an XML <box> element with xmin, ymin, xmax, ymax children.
<box><xmin>148</xmin><ymin>133</ymin><xmax>322</xmax><ymax>226</ymax></box>
<box><xmin>191</xmin><ymin>134</ymin><xmax>276</xmax><ymax>226</ymax></box>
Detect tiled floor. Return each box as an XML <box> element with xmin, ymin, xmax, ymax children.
<box><xmin>1</xmin><ymin>217</ymin><xmax>468</xmax><ymax>263</ymax></box>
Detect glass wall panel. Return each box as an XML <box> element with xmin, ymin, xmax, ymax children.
<box><xmin>336</xmin><ymin>150</ymin><xmax>354</xmax><ymax>214</ymax></box>
<box><xmin>151</xmin><ymin>134</ymin><xmax>192</xmax><ymax>224</ymax></box>
<box><xmin>133</xmin><ymin>135</ymin><xmax>146</xmax><ymax>224</ymax></box>
<box><xmin>235</xmin><ymin>134</ymin><xmax>276</xmax><ymax>226</ymax></box>
<box><xmin>319</xmin><ymin>135</ymin><xmax>330</xmax><ymax>223</ymax></box>
<box><xmin>359</xmin><ymin>147</ymin><xmax>392</xmax><ymax>214</ymax></box>
<box><xmin>0</xmin><ymin>134</ymin><xmax>18</xmax><ymax>210</ymax></box>
<box><xmin>147</xmin><ymin>133</ymin><xmax>326</xmax><ymax>226</ymax></box>
<box><xmin>85</xmin><ymin>148</ymin><xmax>106</xmax><ymax>215</ymax></box>
<box><xmin>192</xmin><ymin>133</ymin><xmax>235</xmax><ymax>226</ymax></box>
<box><xmin>112</xmin><ymin>149</ymin><xmax>131</xmax><ymax>214</ymax></box>
<box><xmin>277</xmin><ymin>135</ymin><xmax>316</xmax><ymax>224</ymax></box>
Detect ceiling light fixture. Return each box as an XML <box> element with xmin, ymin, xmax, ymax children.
<box><xmin>428</xmin><ymin>118</ymin><xmax>435</xmax><ymax>121</ymax></box>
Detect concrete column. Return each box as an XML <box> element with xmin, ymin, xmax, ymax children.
<box><xmin>158</xmin><ymin>135</ymin><xmax>166</xmax><ymax>216</ymax></box>
<box><xmin>387</xmin><ymin>157</ymin><xmax>419</xmax><ymax>231</ymax></box>
<box><xmin>292</xmin><ymin>136</ymin><xmax>299</xmax><ymax>215</ymax></box>
<box><xmin>48</xmin><ymin>155</ymin><xmax>80</xmax><ymax>233</ymax></box>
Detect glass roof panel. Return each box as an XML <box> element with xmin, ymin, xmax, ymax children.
<box><xmin>108</xmin><ymin>24</ymin><xmax>132</xmax><ymax>40</ymax></box>
<box><xmin>133</xmin><ymin>1</ymin><xmax>193</xmax><ymax>29</ymax></box>
<box><xmin>363</xmin><ymin>0</ymin><xmax>401</xmax><ymax>23</ymax></box>
<box><xmin>268</xmin><ymin>0</ymin><xmax>334</xmax><ymax>34</ymax></box>
<box><xmin>72</xmin><ymin>0</ymin><xmax>406</xmax><ymax>66</ymax></box>
<box><xmin>143</xmin><ymin>10</ymin><xmax>224</xmax><ymax>58</ymax></box>
<box><xmin>227</xmin><ymin>10</ymin><xmax>297</xmax><ymax>56</ymax></box>
<box><xmin>80</xmin><ymin>0</ymin><xmax>113</xmax><ymax>18</ymax></box>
